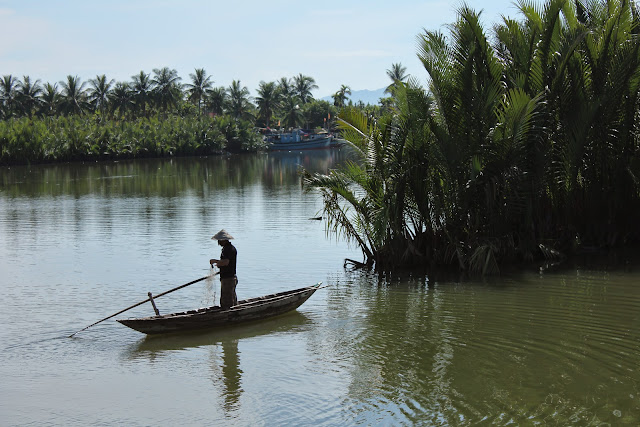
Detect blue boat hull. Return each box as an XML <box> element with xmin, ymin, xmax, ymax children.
<box><xmin>267</xmin><ymin>136</ymin><xmax>331</xmax><ymax>151</ymax></box>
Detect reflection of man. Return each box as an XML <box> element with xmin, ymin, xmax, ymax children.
<box><xmin>209</xmin><ymin>229</ymin><xmax>238</xmax><ymax>309</ymax></box>
<box><xmin>221</xmin><ymin>339</ymin><xmax>242</xmax><ymax>411</ymax></box>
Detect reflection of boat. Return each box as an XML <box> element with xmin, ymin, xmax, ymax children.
<box><xmin>128</xmin><ymin>311</ymin><xmax>312</xmax><ymax>355</ymax></box>
<box><xmin>124</xmin><ymin>312</ymin><xmax>313</xmax><ymax>418</ymax></box>
<box><xmin>118</xmin><ymin>284</ymin><xmax>322</xmax><ymax>334</ymax></box>
<box><xmin>265</xmin><ymin>129</ymin><xmax>332</xmax><ymax>151</ymax></box>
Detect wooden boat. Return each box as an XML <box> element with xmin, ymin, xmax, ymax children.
<box><xmin>265</xmin><ymin>129</ymin><xmax>332</xmax><ymax>150</ymax></box>
<box><xmin>117</xmin><ymin>283</ymin><xmax>322</xmax><ymax>334</ymax></box>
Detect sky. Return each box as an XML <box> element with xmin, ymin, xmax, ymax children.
<box><xmin>0</xmin><ymin>0</ymin><xmax>522</xmax><ymax>98</ymax></box>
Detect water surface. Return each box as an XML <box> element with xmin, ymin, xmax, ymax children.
<box><xmin>1</xmin><ymin>150</ymin><xmax>639</xmax><ymax>425</ymax></box>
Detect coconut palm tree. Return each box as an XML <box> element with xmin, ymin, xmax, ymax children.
<box><xmin>185</xmin><ymin>68</ymin><xmax>213</xmax><ymax>114</ymax></box>
<box><xmin>40</xmin><ymin>83</ymin><xmax>60</xmax><ymax>116</ymax></box>
<box><xmin>88</xmin><ymin>74</ymin><xmax>114</xmax><ymax>116</ymax></box>
<box><xmin>227</xmin><ymin>80</ymin><xmax>252</xmax><ymax>120</ymax></box>
<box><xmin>109</xmin><ymin>82</ymin><xmax>134</xmax><ymax>118</ymax></box>
<box><xmin>280</xmin><ymin>95</ymin><xmax>303</xmax><ymax>128</ymax></box>
<box><xmin>131</xmin><ymin>70</ymin><xmax>153</xmax><ymax>117</ymax></box>
<box><xmin>60</xmin><ymin>75</ymin><xmax>88</xmax><ymax>115</ymax></box>
<box><xmin>293</xmin><ymin>73</ymin><xmax>318</xmax><ymax>104</ymax></box>
<box><xmin>205</xmin><ymin>86</ymin><xmax>227</xmax><ymax>116</ymax></box>
<box><xmin>16</xmin><ymin>75</ymin><xmax>42</xmax><ymax>118</ymax></box>
<box><xmin>385</xmin><ymin>63</ymin><xmax>408</xmax><ymax>95</ymax></box>
<box><xmin>332</xmin><ymin>84</ymin><xmax>351</xmax><ymax>107</ymax></box>
<box><xmin>0</xmin><ymin>74</ymin><xmax>18</xmax><ymax>118</ymax></box>
<box><xmin>277</xmin><ymin>77</ymin><xmax>295</xmax><ymax>99</ymax></box>
<box><xmin>255</xmin><ymin>81</ymin><xmax>280</xmax><ymax>127</ymax></box>
<box><xmin>151</xmin><ymin>67</ymin><xmax>182</xmax><ymax>112</ymax></box>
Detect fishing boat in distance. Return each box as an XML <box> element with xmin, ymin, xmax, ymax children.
<box><xmin>264</xmin><ymin>128</ymin><xmax>332</xmax><ymax>151</ymax></box>
<box><xmin>117</xmin><ymin>283</ymin><xmax>322</xmax><ymax>334</ymax></box>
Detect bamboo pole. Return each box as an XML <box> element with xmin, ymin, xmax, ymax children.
<box><xmin>148</xmin><ymin>292</ymin><xmax>160</xmax><ymax>315</ymax></box>
<box><xmin>68</xmin><ymin>273</ymin><xmax>217</xmax><ymax>337</ymax></box>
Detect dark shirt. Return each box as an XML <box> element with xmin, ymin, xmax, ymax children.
<box><xmin>219</xmin><ymin>242</ymin><xmax>237</xmax><ymax>278</ymax></box>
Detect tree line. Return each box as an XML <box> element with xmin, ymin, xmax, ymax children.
<box><xmin>0</xmin><ymin>69</ymin><xmax>371</xmax><ymax>164</ymax></box>
<box><xmin>0</xmin><ymin>69</ymin><xmax>336</xmax><ymax>125</ymax></box>
<box><xmin>304</xmin><ymin>0</ymin><xmax>640</xmax><ymax>274</ymax></box>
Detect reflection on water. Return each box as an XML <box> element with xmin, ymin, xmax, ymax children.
<box><xmin>2</xmin><ymin>149</ymin><xmax>640</xmax><ymax>425</ymax></box>
<box><xmin>0</xmin><ymin>148</ymin><xmax>355</xmax><ymax>198</ymax></box>
<box><xmin>220</xmin><ymin>339</ymin><xmax>242</xmax><ymax>412</ymax></box>
<box><xmin>317</xmin><ymin>268</ymin><xmax>640</xmax><ymax>425</ymax></box>
<box><xmin>126</xmin><ymin>312</ymin><xmax>312</xmax><ymax>420</ymax></box>
<box><xmin>128</xmin><ymin>311</ymin><xmax>311</xmax><ymax>356</ymax></box>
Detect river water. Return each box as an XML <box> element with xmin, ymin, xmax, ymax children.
<box><xmin>1</xmin><ymin>149</ymin><xmax>639</xmax><ymax>426</ymax></box>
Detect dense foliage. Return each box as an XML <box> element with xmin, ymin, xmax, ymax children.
<box><xmin>0</xmin><ymin>114</ymin><xmax>262</xmax><ymax>164</ymax></box>
<box><xmin>304</xmin><ymin>0</ymin><xmax>640</xmax><ymax>274</ymax></box>
<box><xmin>0</xmin><ymin>68</ymin><xmax>340</xmax><ymax>164</ymax></box>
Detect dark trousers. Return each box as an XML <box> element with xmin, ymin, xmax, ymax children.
<box><xmin>220</xmin><ymin>276</ymin><xmax>238</xmax><ymax>309</ymax></box>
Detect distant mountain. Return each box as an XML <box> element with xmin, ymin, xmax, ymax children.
<box><xmin>321</xmin><ymin>87</ymin><xmax>387</xmax><ymax>106</ymax></box>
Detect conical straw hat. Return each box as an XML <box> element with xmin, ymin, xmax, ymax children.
<box><xmin>211</xmin><ymin>229</ymin><xmax>234</xmax><ymax>240</ymax></box>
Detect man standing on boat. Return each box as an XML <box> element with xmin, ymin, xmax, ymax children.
<box><xmin>209</xmin><ymin>229</ymin><xmax>238</xmax><ymax>309</ymax></box>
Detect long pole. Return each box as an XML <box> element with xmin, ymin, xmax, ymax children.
<box><xmin>68</xmin><ymin>273</ymin><xmax>217</xmax><ymax>337</ymax></box>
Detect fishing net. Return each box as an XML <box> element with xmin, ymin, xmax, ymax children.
<box><xmin>203</xmin><ymin>266</ymin><xmax>217</xmax><ymax>307</ymax></box>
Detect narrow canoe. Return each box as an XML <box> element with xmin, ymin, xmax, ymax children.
<box><xmin>117</xmin><ymin>283</ymin><xmax>322</xmax><ymax>334</ymax></box>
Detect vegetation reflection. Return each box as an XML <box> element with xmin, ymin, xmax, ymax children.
<box><xmin>0</xmin><ymin>149</ymin><xmax>357</xmax><ymax>198</ymax></box>
<box><xmin>323</xmin><ymin>269</ymin><xmax>640</xmax><ymax>424</ymax></box>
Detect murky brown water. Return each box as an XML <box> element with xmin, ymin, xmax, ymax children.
<box><xmin>1</xmin><ymin>150</ymin><xmax>639</xmax><ymax>425</ymax></box>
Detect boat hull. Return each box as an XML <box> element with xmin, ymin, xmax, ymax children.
<box><xmin>117</xmin><ymin>284</ymin><xmax>321</xmax><ymax>334</ymax></box>
<box><xmin>267</xmin><ymin>136</ymin><xmax>331</xmax><ymax>151</ymax></box>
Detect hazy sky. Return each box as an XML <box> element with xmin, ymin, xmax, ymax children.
<box><xmin>1</xmin><ymin>0</ymin><xmax>521</xmax><ymax>98</ymax></box>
